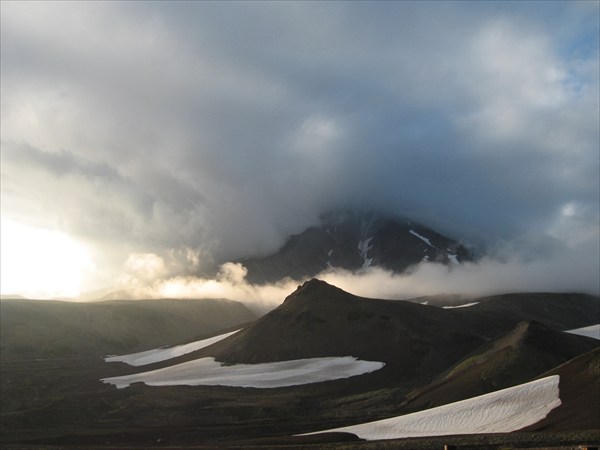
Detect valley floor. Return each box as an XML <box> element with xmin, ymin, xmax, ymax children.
<box><xmin>2</xmin><ymin>290</ymin><xmax>598</xmax><ymax>450</ymax></box>
<box><xmin>1</xmin><ymin>430</ymin><xmax>599</xmax><ymax>450</ymax></box>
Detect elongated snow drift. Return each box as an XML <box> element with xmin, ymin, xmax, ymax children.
<box><xmin>566</xmin><ymin>324</ymin><xmax>600</xmax><ymax>340</ymax></box>
<box><xmin>303</xmin><ymin>375</ymin><xmax>561</xmax><ymax>440</ymax></box>
<box><xmin>101</xmin><ymin>356</ymin><xmax>385</xmax><ymax>389</ymax></box>
<box><xmin>104</xmin><ymin>330</ymin><xmax>241</xmax><ymax>366</ymax></box>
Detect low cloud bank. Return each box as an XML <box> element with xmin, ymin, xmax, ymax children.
<box><xmin>119</xmin><ymin>259</ymin><xmax>300</xmax><ymax>313</ymax></box>
<box><xmin>118</xmin><ymin>237</ymin><xmax>599</xmax><ymax>313</ymax></box>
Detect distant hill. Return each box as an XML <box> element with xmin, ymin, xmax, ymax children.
<box><xmin>0</xmin><ymin>298</ymin><xmax>257</xmax><ymax>360</ymax></box>
<box><xmin>238</xmin><ymin>210</ymin><xmax>473</xmax><ymax>284</ymax></box>
<box><xmin>0</xmin><ymin>294</ymin><xmax>28</xmax><ymax>300</ymax></box>
<box><xmin>454</xmin><ymin>292</ymin><xmax>600</xmax><ymax>335</ymax></box>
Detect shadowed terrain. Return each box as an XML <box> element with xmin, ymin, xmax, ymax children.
<box><xmin>399</xmin><ymin>320</ymin><xmax>598</xmax><ymax>412</ymax></box>
<box><xmin>1</xmin><ymin>282</ymin><xmax>598</xmax><ymax>448</ymax></box>
<box><xmin>0</xmin><ymin>298</ymin><xmax>257</xmax><ymax>359</ymax></box>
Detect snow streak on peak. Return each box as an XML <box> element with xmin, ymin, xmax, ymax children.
<box><xmin>447</xmin><ymin>253</ymin><xmax>460</xmax><ymax>265</ymax></box>
<box><xmin>358</xmin><ymin>237</ymin><xmax>374</xmax><ymax>272</ymax></box>
<box><xmin>409</xmin><ymin>230</ymin><xmax>437</xmax><ymax>249</ymax></box>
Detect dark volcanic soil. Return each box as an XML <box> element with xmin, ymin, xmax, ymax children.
<box><xmin>1</xmin><ymin>430</ymin><xmax>599</xmax><ymax>449</ymax></box>
<box><xmin>1</xmin><ymin>283</ymin><xmax>598</xmax><ymax>449</ymax></box>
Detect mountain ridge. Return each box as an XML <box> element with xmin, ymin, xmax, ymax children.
<box><xmin>237</xmin><ymin>210</ymin><xmax>473</xmax><ymax>284</ymax></box>
<box><xmin>0</xmin><ymin>297</ymin><xmax>257</xmax><ymax>359</ymax></box>
<box><xmin>193</xmin><ymin>280</ymin><xmax>598</xmax><ymax>391</ymax></box>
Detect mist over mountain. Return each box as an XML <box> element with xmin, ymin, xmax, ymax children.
<box><xmin>110</xmin><ymin>206</ymin><xmax>598</xmax><ymax>314</ymax></box>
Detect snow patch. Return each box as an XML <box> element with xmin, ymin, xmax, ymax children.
<box><xmin>448</xmin><ymin>254</ymin><xmax>459</xmax><ymax>265</ymax></box>
<box><xmin>442</xmin><ymin>302</ymin><xmax>479</xmax><ymax>309</ymax></box>
<box><xmin>302</xmin><ymin>375</ymin><xmax>560</xmax><ymax>440</ymax></box>
<box><xmin>409</xmin><ymin>230</ymin><xmax>437</xmax><ymax>248</ymax></box>
<box><xmin>360</xmin><ymin>257</ymin><xmax>374</xmax><ymax>271</ymax></box>
<box><xmin>358</xmin><ymin>238</ymin><xmax>373</xmax><ymax>256</ymax></box>
<box><xmin>358</xmin><ymin>237</ymin><xmax>374</xmax><ymax>271</ymax></box>
<box><xmin>565</xmin><ymin>324</ymin><xmax>600</xmax><ymax>340</ymax></box>
<box><xmin>101</xmin><ymin>356</ymin><xmax>385</xmax><ymax>389</ymax></box>
<box><xmin>104</xmin><ymin>330</ymin><xmax>241</xmax><ymax>366</ymax></box>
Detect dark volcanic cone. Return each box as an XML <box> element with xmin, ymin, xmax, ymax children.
<box><xmin>206</xmin><ymin>279</ymin><xmax>486</xmax><ymax>383</ymax></box>
<box><xmin>196</xmin><ymin>281</ymin><xmax>598</xmax><ymax>388</ymax></box>
<box><xmin>168</xmin><ymin>284</ymin><xmax>598</xmax><ymax>396</ymax></box>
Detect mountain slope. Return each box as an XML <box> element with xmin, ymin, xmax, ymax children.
<box><xmin>239</xmin><ymin>210</ymin><xmax>472</xmax><ymax>284</ymax></box>
<box><xmin>526</xmin><ymin>346</ymin><xmax>600</xmax><ymax>431</ymax></box>
<box><xmin>399</xmin><ymin>320</ymin><xmax>599</xmax><ymax>413</ymax></box>
<box><xmin>0</xmin><ymin>298</ymin><xmax>257</xmax><ymax>360</ymax></box>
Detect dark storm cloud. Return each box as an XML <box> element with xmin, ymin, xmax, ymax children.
<box><xmin>3</xmin><ymin>142</ymin><xmax>127</xmax><ymax>183</ymax></box>
<box><xmin>1</xmin><ymin>1</ymin><xmax>598</xmax><ymax>291</ymax></box>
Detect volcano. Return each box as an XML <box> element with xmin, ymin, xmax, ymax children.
<box><xmin>238</xmin><ymin>210</ymin><xmax>473</xmax><ymax>284</ymax></box>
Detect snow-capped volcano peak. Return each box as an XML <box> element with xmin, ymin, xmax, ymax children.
<box><xmin>238</xmin><ymin>210</ymin><xmax>473</xmax><ymax>284</ymax></box>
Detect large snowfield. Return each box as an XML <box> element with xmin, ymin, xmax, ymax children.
<box><xmin>303</xmin><ymin>375</ymin><xmax>561</xmax><ymax>440</ymax></box>
<box><xmin>104</xmin><ymin>330</ymin><xmax>241</xmax><ymax>366</ymax></box>
<box><xmin>101</xmin><ymin>356</ymin><xmax>385</xmax><ymax>389</ymax></box>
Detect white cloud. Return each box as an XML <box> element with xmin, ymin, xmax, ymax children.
<box><xmin>114</xmin><ymin>228</ymin><xmax>598</xmax><ymax>313</ymax></box>
<box><xmin>118</xmin><ymin>261</ymin><xmax>299</xmax><ymax>312</ymax></box>
<box><xmin>123</xmin><ymin>253</ymin><xmax>167</xmax><ymax>281</ymax></box>
<box><xmin>1</xmin><ymin>2</ymin><xmax>597</xmax><ymax>296</ymax></box>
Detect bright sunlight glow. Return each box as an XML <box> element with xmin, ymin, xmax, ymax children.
<box><xmin>0</xmin><ymin>219</ymin><xmax>93</xmax><ymax>299</ymax></box>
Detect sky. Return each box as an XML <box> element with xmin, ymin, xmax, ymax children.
<box><xmin>1</xmin><ymin>1</ymin><xmax>599</xmax><ymax>302</ymax></box>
